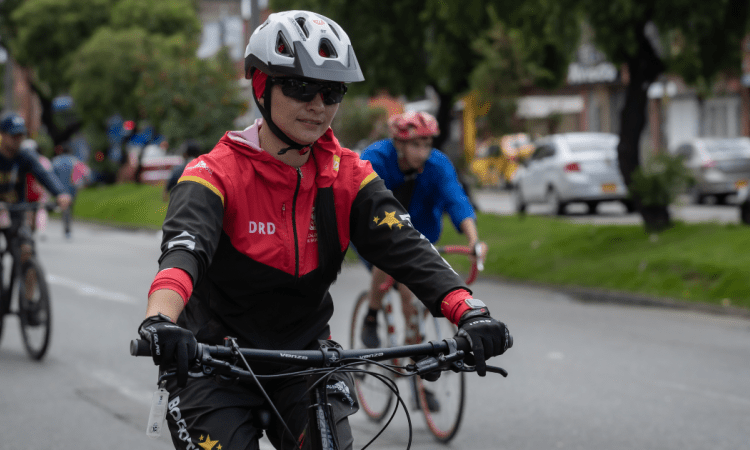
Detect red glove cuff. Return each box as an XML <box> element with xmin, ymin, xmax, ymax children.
<box><xmin>148</xmin><ymin>268</ymin><xmax>194</xmax><ymax>305</ymax></box>
<box><xmin>440</xmin><ymin>289</ymin><xmax>473</xmax><ymax>325</ymax></box>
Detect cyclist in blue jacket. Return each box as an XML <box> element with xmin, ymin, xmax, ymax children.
<box><xmin>359</xmin><ymin>111</ymin><xmax>488</xmax><ymax>349</ymax></box>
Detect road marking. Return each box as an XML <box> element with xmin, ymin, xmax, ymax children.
<box><xmin>47</xmin><ymin>274</ymin><xmax>138</xmax><ymax>305</ymax></box>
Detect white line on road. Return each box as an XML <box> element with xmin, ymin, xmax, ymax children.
<box><xmin>47</xmin><ymin>274</ymin><xmax>138</xmax><ymax>305</ymax></box>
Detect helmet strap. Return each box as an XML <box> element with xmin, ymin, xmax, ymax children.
<box><xmin>252</xmin><ymin>76</ymin><xmax>314</xmax><ymax>156</ymax></box>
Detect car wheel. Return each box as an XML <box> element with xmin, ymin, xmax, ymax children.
<box><xmin>689</xmin><ymin>186</ymin><xmax>704</xmax><ymax>204</ymax></box>
<box><xmin>586</xmin><ymin>201</ymin><xmax>598</xmax><ymax>215</ymax></box>
<box><xmin>741</xmin><ymin>201</ymin><xmax>750</xmax><ymax>225</ymax></box>
<box><xmin>622</xmin><ymin>200</ymin><xmax>636</xmax><ymax>213</ymax></box>
<box><xmin>514</xmin><ymin>186</ymin><xmax>526</xmax><ymax>214</ymax></box>
<box><xmin>546</xmin><ymin>188</ymin><xmax>566</xmax><ymax>216</ymax></box>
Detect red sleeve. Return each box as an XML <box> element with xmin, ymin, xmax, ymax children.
<box><xmin>148</xmin><ymin>268</ymin><xmax>194</xmax><ymax>305</ymax></box>
<box><xmin>440</xmin><ymin>289</ymin><xmax>473</xmax><ymax>325</ymax></box>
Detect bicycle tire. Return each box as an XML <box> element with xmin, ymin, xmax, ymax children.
<box><xmin>416</xmin><ymin>313</ymin><xmax>465</xmax><ymax>442</ymax></box>
<box><xmin>18</xmin><ymin>257</ymin><xmax>51</xmax><ymax>360</ymax></box>
<box><xmin>349</xmin><ymin>289</ymin><xmax>393</xmax><ymax>422</ymax></box>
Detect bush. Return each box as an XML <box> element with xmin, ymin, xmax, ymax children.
<box><xmin>628</xmin><ymin>152</ymin><xmax>692</xmax><ymax>207</ymax></box>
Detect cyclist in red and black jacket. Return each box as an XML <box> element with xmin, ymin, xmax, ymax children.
<box><xmin>137</xmin><ymin>10</ymin><xmax>511</xmax><ymax>450</ymax></box>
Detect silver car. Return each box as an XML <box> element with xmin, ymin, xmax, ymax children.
<box><xmin>514</xmin><ymin>132</ymin><xmax>630</xmax><ymax>215</ymax></box>
<box><xmin>671</xmin><ymin>137</ymin><xmax>750</xmax><ymax>204</ymax></box>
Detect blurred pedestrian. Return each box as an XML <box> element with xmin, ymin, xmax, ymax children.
<box><xmin>51</xmin><ymin>143</ymin><xmax>92</xmax><ymax>239</ymax></box>
<box><xmin>163</xmin><ymin>139</ymin><xmax>201</xmax><ymax>201</ymax></box>
<box><xmin>21</xmin><ymin>139</ymin><xmax>54</xmax><ymax>235</ymax></box>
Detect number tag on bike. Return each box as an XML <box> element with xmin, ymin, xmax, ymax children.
<box><xmin>146</xmin><ymin>386</ymin><xmax>170</xmax><ymax>438</ymax></box>
<box><xmin>0</xmin><ymin>210</ymin><xmax>9</xmax><ymax>229</ymax></box>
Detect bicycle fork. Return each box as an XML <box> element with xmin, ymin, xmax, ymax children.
<box><xmin>307</xmin><ymin>380</ymin><xmax>337</xmax><ymax>450</ymax></box>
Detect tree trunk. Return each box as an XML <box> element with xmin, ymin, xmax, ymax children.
<box><xmin>432</xmin><ymin>87</ymin><xmax>453</xmax><ymax>151</ymax></box>
<box><xmin>617</xmin><ymin>19</ymin><xmax>666</xmax><ymax>231</ymax></box>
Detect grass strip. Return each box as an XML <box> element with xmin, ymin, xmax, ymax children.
<box><xmin>74</xmin><ymin>183</ymin><xmax>168</xmax><ymax>230</ymax></box>
<box><xmin>74</xmin><ymin>184</ymin><xmax>750</xmax><ymax>310</ymax></box>
<box><xmin>439</xmin><ymin>213</ymin><xmax>750</xmax><ymax>310</ymax></box>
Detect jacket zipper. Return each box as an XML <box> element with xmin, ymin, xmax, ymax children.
<box><xmin>292</xmin><ymin>167</ymin><xmax>302</xmax><ymax>278</ymax></box>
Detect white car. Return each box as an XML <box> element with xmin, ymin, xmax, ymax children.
<box><xmin>671</xmin><ymin>137</ymin><xmax>750</xmax><ymax>204</ymax></box>
<box><xmin>514</xmin><ymin>132</ymin><xmax>631</xmax><ymax>215</ymax></box>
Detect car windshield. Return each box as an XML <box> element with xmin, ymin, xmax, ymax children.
<box><xmin>703</xmin><ymin>140</ymin><xmax>750</xmax><ymax>159</ymax></box>
<box><xmin>566</xmin><ymin>136</ymin><xmax>618</xmax><ymax>154</ymax></box>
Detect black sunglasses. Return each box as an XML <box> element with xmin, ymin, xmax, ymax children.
<box><xmin>270</xmin><ymin>77</ymin><xmax>348</xmax><ymax>105</ymax></box>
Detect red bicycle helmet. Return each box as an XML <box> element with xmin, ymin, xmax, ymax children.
<box><xmin>388</xmin><ymin>111</ymin><xmax>440</xmax><ymax>140</ymax></box>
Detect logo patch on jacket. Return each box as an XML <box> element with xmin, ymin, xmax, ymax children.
<box><xmin>373</xmin><ymin>211</ymin><xmax>403</xmax><ymax>229</ymax></box>
<box><xmin>187</xmin><ymin>160</ymin><xmax>213</xmax><ymax>175</ymax></box>
<box><xmin>307</xmin><ymin>206</ymin><xmax>317</xmax><ymax>243</ymax></box>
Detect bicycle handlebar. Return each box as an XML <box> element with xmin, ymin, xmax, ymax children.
<box><xmin>130</xmin><ymin>335</ymin><xmax>510</xmax><ymax>377</ymax></box>
<box><xmin>378</xmin><ymin>244</ymin><xmax>484</xmax><ymax>292</ymax></box>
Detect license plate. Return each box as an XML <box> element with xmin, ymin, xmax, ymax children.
<box><xmin>735</xmin><ymin>180</ymin><xmax>748</xmax><ymax>189</ymax></box>
<box><xmin>601</xmin><ymin>183</ymin><xmax>617</xmax><ymax>193</ymax></box>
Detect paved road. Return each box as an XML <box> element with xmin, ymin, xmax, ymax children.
<box><xmin>0</xmin><ymin>221</ymin><xmax>748</xmax><ymax>449</ymax></box>
<box><xmin>473</xmin><ymin>188</ymin><xmax>744</xmax><ymax>225</ymax></box>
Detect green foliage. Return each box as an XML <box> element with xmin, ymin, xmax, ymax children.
<box><xmin>330</xmin><ymin>97</ymin><xmax>388</xmax><ymax>150</ymax></box>
<box><xmin>9</xmin><ymin>0</ymin><xmax>115</xmax><ymax>95</ymax></box>
<box><xmin>628</xmin><ymin>152</ymin><xmax>692</xmax><ymax>207</ymax></box>
<box><xmin>135</xmin><ymin>47</ymin><xmax>244</xmax><ymax>150</ymax></box>
<box><xmin>110</xmin><ymin>0</ymin><xmax>201</xmax><ymax>41</ymax></box>
<box><xmin>583</xmin><ymin>0</ymin><xmax>749</xmax><ymax>86</ymax></box>
<box><xmin>67</xmin><ymin>27</ymin><xmax>152</xmax><ymax>125</ymax></box>
<box><xmin>6</xmin><ymin>0</ymin><xmax>241</xmax><ymax>151</ymax></box>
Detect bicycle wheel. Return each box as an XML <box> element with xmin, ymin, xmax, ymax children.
<box><xmin>416</xmin><ymin>313</ymin><xmax>465</xmax><ymax>442</ymax></box>
<box><xmin>17</xmin><ymin>257</ymin><xmax>51</xmax><ymax>360</ymax></box>
<box><xmin>349</xmin><ymin>290</ymin><xmax>393</xmax><ymax>422</ymax></box>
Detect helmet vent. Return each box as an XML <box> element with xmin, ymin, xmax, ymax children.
<box><xmin>276</xmin><ymin>31</ymin><xmax>293</xmax><ymax>56</ymax></box>
<box><xmin>328</xmin><ymin>22</ymin><xmax>341</xmax><ymax>41</ymax></box>
<box><xmin>295</xmin><ymin>17</ymin><xmax>309</xmax><ymax>38</ymax></box>
<box><xmin>319</xmin><ymin>39</ymin><xmax>337</xmax><ymax>58</ymax></box>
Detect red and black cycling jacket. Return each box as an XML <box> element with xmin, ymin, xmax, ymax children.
<box><xmin>158</xmin><ymin>121</ymin><xmax>470</xmax><ymax>352</ymax></box>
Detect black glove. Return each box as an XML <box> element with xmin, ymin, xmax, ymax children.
<box><xmin>457</xmin><ymin>312</ymin><xmax>511</xmax><ymax>376</ymax></box>
<box><xmin>138</xmin><ymin>313</ymin><xmax>198</xmax><ymax>387</ymax></box>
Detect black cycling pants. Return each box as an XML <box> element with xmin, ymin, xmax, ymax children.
<box><xmin>163</xmin><ymin>345</ymin><xmax>359</xmax><ymax>450</ymax></box>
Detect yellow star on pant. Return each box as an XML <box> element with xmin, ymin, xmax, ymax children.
<box><xmin>199</xmin><ymin>435</ymin><xmax>219</xmax><ymax>450</ymax></box>
<box><xmin>378</xmin><ymin>211</ymin><xmax>401</xmax><ymax>229</ymax></box>
<box><xmin>373</xmin><ymin>215</ymin><xmax>380</xmax><ymax>224</ymax></box>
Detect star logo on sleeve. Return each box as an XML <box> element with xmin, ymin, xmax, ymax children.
<box><xmin>376</xmin><ymin>211</ymin><xmax>403</xmax><ymax>229</ymax></box>
<box><xmin>199</xmin><ymin>435</ymin><xmax>220</xmax><ymax>450</ymax></box>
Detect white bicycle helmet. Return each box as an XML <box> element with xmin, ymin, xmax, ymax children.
<box><xmin>244</xmin><ymin>10</ymin><xmax>364</xmax><ymax>83</ymax></box>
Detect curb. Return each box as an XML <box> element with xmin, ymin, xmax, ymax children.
<box><xmin>557</xmin><ymin>285</ymin><xmax>750</xmax><ymax>320</ymax></box>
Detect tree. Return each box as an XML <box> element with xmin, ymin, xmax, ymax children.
<box><xmin>469</xmin><ymin>1</ymin><xmax>580</xmax><ymax>136</ymax></box>
<box><xmin>270</xmin><ymin>0</ymin><xmax>499</xmax><ymax>149</ymax></box>
<box><xmin>3</xmin><ymin>0</ymin><xmax>241</xmax><ymax>151</ymax></box>
<box><xmin>583</xmin><ymin>0</ymin><xmax>750</xmax><ymax>231</ymax></box>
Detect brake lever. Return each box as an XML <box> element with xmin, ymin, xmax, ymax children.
<box><xmin>407</xmin><ymin>350</ymin><xmax>466</xmax><ymax>377</ymax></box>
<box><xmin>473</xmin><ymin>242</ymin><xmax>485</xmax><ymax>272</ymax></box>
<box><xmin>453</xmin><ymin>361</ymin><xmax>508</xmax><ymax>377</ymax></box>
